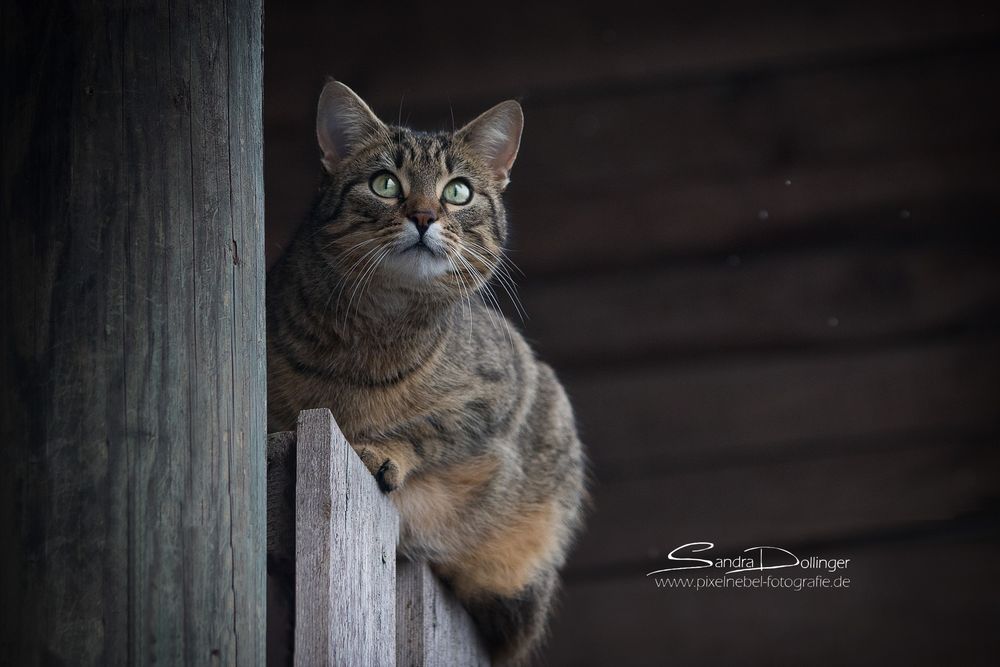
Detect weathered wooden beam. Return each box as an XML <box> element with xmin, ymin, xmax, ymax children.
<box><xmin>0</xmin><ymin>0</ymin><xmax>265</xmax><ymax>663</ymax></box>
<box><xmin>267</xmin><ymin>412</ymin><xmax>491</xmax><ymax>665</ymax></box>
<box><xmin>397</xmin><ymin>560</ymin><xmax>491</xmax><ymax>667</ymax></box>
<box><xmin>293</xmin><ymin>409</ymin><xmax>398</xmax><ymax>666</ymax></box>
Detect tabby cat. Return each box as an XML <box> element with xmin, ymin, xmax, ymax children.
<box><xmin>266</xmin><ymin>80</ymin><xmax>586</xmax><ymax>663</ymax></box>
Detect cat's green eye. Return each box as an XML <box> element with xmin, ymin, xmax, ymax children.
<box><xmin>442</xmin><ymin>179</ymin><xmax>472</xmax><ymax>205</ymax></box>
<box><xmin>370</xmin><ymin>172</ymin><xmax>401</xmax><ymax>198</ymax></box>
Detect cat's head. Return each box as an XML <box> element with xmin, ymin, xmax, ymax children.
<box><xmin>310</xmin><ymin>80</ymin><xmax>522</xmax><ymax>305</ymax></box>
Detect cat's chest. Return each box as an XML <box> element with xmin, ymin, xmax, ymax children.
<box><xmin>311</xmin><ymin>369</ymin><xmax>463</xmax><ymax>440</ymax></box>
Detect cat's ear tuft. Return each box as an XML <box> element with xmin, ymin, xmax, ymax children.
<box><xmin>316</xmin><ymin>80</ymin><xmax>385</xmax><ymax>173</ymax></box>
<box><xmin>458</xmin><ymin>100</ymin><xmax>523</xmax><ymax>188</ymax></box>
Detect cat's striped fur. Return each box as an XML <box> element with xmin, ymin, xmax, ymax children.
<box><xmin>266</xmin><ymin>81</ymin><xmax>586</xmax><ymax>663</ymax></box>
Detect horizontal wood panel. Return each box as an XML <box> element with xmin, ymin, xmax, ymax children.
<box><xmin>504</xmin><ymin>153</ymin><xmax>1000</xmax><ymax>273</ymax></box>
<box><xmin>509</xmin><ymin>49</ymin><xmax>1000</xmax><ymax>189</ymax></box>
<box><xmin>546</xmin><ymin>541</ymin><xmax>1000</xmax><ymax>666</ymax></box>
<box><xmin>566</xmin><ymin>437</ymin><xmax>1000</xmax><ymax>572</ymax></box>
<box><xmin>518</xmin><ymin>246</ymin><xmax>1000</xmax><ymax>366</ymax></box>
<box><xmin>562</xmin><ymin>339</ymin><xmax>1000</xmax><ymax>471</ymax></box>
<box><xmin>265</xmin><ymin>1</ymin><xmax>1000</xmax><ymax>111</ymax></box>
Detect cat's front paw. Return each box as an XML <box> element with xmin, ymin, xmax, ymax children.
<box><xmin>353</xmin><ymin>445</ymin><xmax>407</xmax><ymax>493</ymax></box>
<box><xmin>374</xmin><ymin>459</ymin><xmax>403</xmax><ymax>493</ymax></box>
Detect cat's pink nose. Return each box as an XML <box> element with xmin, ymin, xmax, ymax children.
<box><xmin>408</xmin><ymin>210</ymin><xmax>437</xmax><ymax>234</ymax></box>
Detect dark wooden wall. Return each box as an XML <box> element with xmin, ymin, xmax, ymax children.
<box><xmin>264</xmin><ymin>2</ymin><xmax>1000</xmax><ymax>664</ymax></box>
<box><xmin>1</xmin><ymin>1</ymin><xmax>266</xmax><ymax>663</ymax></box>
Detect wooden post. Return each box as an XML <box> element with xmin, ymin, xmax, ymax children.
<box><xmin>266</xmin><ymin>412</ymin><xmax>492</xmax><ymax>665</ymax></box>
<box><xmin>294</xmin><ymin>409</ymin><xmax>398</xmax><ymax>666</ymax></box>
<box><xmin>397</xmin><ymin>561</ymin><xmax>491</xmax><ymax>667</ymax></box>
<box><xmin>0</xmin><ymin>1</ymin><xmax>266</xmax><ymax>663</ymax></box>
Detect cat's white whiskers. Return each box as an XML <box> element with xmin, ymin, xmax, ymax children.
<box><xmin>481</xmin><ymin>283</ymin><xmax>516</xmax><ymax>354</ymax></box>
<box><xmin>464</xmin><ymin>240</ymin><xmax>525</xmax><ymax>286</ymax></box>
<box><xmin>323</xmin><ymin>237</ymin><xmax>382</xmax><ymax>299</ymax></box>
<box><xmin>351</xmin><ymin>244</ymin><xmax>395</xmax><ymax>324</ymax></box>
<box><xmin>444</xmin><ymin>250</ymin><xmax>474</xmax><ymax>346</ymax></box>
<box><xmin>325</xmin><ymin>239</ymin><xmax>390</xmax><ymax>322</ymax></box>
<box><xmin>317</xmin><ymin>231</ymin><xmax>369</xmax><ymax>250</ymax></box>
<box><xmin>469</xmin><ymin>239</ymin><xmax>527</xmax><ymax>282</ymax></box>
<box><xmin>441</xmin><ymin>233</ymin><xmax>515</xmax><ymax>340</ymax></box>
<box><xmin>446</xmin><ymin>252</ymin><xmax>471</xmax><ymax>322</ymax></box>
<box><xmin>333</xmin><ymin>241</ymin><xmax>388</xmax><ymax>324</ymax></box>
<box><xmin>460</xmin><ymin>243</ymin><xmax>528</xmax><ymax>324</ymax></box>
<box><xmin>344</xmin><ymin>243</ymin><xmax>394</xmax><ymax>326</ymax></box>
<box><xmin>453</xmin><ymin>251</ymin><xmax>515</xmax><ymax>354</ymax></box>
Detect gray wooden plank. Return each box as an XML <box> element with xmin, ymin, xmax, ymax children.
<box><xmin>183</xmin><ymin>0</ymin><xmax>266</xmax><ymax>661</ymax></box>
<box><xmin>122</xmin><ymin>1</ymin><xmax>197</xmax><ymax>652</ymax></box>
<box><xmin>0</xmin><ymin>1</ymin><xmax>266</xmax><ymax>663</ymax></box>
<box><xmin>226</xmin><ymin>0</ymin><xmax>268</xmax><ymax>658</ymax></box>
<box><xmin>397</xmin><ymin>560</ymin><xmax>491</xmax><ymax>667</ymax></box>
<box><xmin>294</xmin><ymin>409</ymin><xmax>398</xmax><ymax>667</ymax></box>
<box><xmin>0</xmin><ymin>1</ymin><xmax>129</xmax><ymax>662</ymax></box>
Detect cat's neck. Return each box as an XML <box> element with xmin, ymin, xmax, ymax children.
<box><xmin>273</xmin><ymin>231</ymin><xmax>457</xmax><ymax>381</ymax></box>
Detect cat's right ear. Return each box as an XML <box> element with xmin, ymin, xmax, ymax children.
<box><xmin>316</xmin><ymin>80</ymin><xmax>385</xmax><ymax>173</ymax></box>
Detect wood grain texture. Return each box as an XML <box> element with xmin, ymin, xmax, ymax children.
<box><xmin>522</xmin><ymin>245</ymin><xmax>1000</xmax><ymax>367</ymax></box>
<box><xmin>397</xmin><ymin>560</ymin><xmax>491</xmax><ymax>667</ymax></box>
<box><xmin>549</xmin><ymin>541</ymin><xmax>1000</xmax><ymax>667</ymax></box>
<box><xmin>257</xmin><ymin>3</ymin><xmax>1000</xmax><ymax>665</ymax></box>
<box><xmin>502</xmin><ymin>156</ymin><xmax>1000</xmax><ymax>274</ymax></box>
<box><xmin>506</xmin><ymin>49</ymin><xmax>1000</xmax><ymax>189</ymax></box>
<box><xmin>0</xmin><ymin>0</ymin><xmax>265</xmax><ymax>663</ymax></box>
<box><xmin>265</xmin><ymin>0</ymin><xmax>1000</xmax><ymax>111</ymax></box>
<box><xmin>228</xmin><ymin>0</ymin><xmax>269</xmax><ymax>652</ymax></box>
<box><xmin>567</xmin><ymin>436</ymin><xmax>1000</xmax><ymax>573</ymax></box>
<box><xmin>294</xmin><ymin>409</ymin><xmax>398</xmax><ymax>667</ymax></box>
<box><xmin>564</xmin><ymin>339</ymin><xmax>1000</xmax><ymax>474</ymax></box>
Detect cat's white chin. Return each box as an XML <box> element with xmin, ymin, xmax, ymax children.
<box><xmin>383</xmin><ymin>246</ymin><xmax>451</xmax><ymax>280</ymax></box>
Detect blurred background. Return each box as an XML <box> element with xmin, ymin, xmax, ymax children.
<box><xmin>264</xmin><ymin>2</ymin><xmax>1000</xmax><ymax>664</ymax></box>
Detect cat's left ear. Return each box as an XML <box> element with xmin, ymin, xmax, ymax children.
<box><xmin>316</xmin><ymin>80</ymin><xmax>386</xmax><ymax>174</ymax></box>
<box><xmin>457</xmin><ymin>100</ymin><xmax>523</xmax><ymax>189</ymax></box>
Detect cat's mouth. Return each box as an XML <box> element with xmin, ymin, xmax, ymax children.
<box><xmin>382</xmin><ymin>238</ymin><xmax>452</xmax><ymax>280</ymax></box>
<box><xmin>403</xmin><ymin>240</ymin><xmax>445</xmax><ymax>258</ymax></box>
